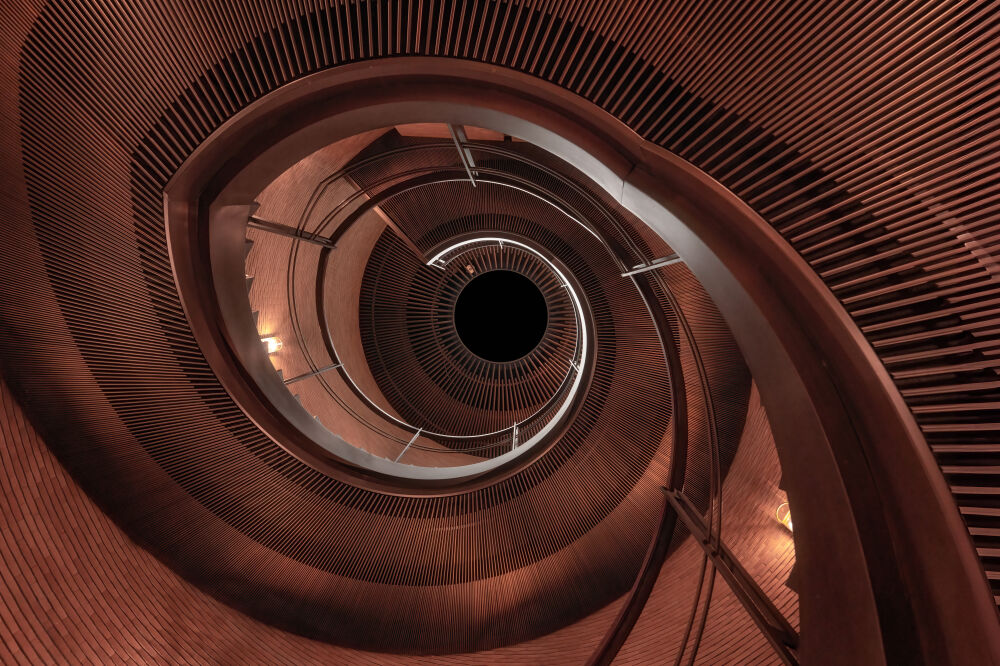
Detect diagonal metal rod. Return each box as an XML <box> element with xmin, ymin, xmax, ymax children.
<box><xmin>282</xmin><ymin>363</ymin><xmax>342</xmax><ymax>385</ymax></box>
<box><xmin>394</xmin><ymin>429</ymin><xmax>423</xmax><ymax>463</ymax></box>
<box><xmin>620</xmin><ymin>254</ymin><xmax>683</xmax><ymax>277</ymax></box>
<box><xmin>248</xmin><ymin>216</ymin><xmax>337</xmax><ymax>248</ymax></box>
<box><xmin>448</xmin><ymin>124</ymin><xmax>478</xmax><ymax>187</ymax></box>
<box><xmin>665</xmin><ymin>489</ymin><xmax>800</xmax><ymax>665</ymax></box>
<box><xmin>340</xmin><ymin>173</ymin><xmax>427</xmax><ymax>261</ymax></box>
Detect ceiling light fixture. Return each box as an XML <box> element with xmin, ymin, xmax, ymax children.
<box><xmin>776</xmin><ymin>502</ymin><xmax>793</xmax><ymax>532</ymax></box>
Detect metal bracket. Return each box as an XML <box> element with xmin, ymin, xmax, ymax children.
<box><xmin>665</xmin><ymin>489</ymin><xmax>800</xmax><ymax>665</ymax></box>
<box><xmin>394</xmin><ymin>428</ymin><xmax>423</xmax><ymax>463</ymax></box>
<box><xmin>620</xmin><ymin>253</ymin><xmax>683</xmax><ymax>277</ymax></box>
<box><xmin>448</xmin><ymin>124</ymin><xmax>478</xmax><ymax>186</ymax></box>
<box><xmin>248</xmin><ymin>215</ymin><xmax>337</xmax><ymax>248</ymax></box>
<box><xmin>282</xmin><ymin>363</ymin><xmax>342</xmax><ymax>385</ymax></box>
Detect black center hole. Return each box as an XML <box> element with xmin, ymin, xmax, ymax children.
<box><xmin>454</xmin><ymin>270</ymin><xmax>548</xmax><ymax>362</ymax></box>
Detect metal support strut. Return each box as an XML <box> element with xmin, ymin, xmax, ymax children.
<box><xmin>282</xmin><ymin>363</ymin><xmax>343</xmax><ymax>385</ymax></box>
<box><xmin>394</xmin><ymin>429</ymin><xmax>423</xmax><ymax>463</ymax></box>
<box><xmin>665</xmin><ymin>489</ymin><xmax>800</xmax><ymax>666</ymax></box>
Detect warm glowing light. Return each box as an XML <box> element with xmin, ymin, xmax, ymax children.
<box><xmin>262</xmin><ymin>336</ymin><xmax>282</xmax><ymax>354</ymax></box>
<box><xmin>776</xmin><ymin>502</ymin><xmax>793</xmax><ymax>532</ymax></box>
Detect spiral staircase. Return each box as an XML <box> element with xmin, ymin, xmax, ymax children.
<box><xmin>1</xmin><ymin>2</ymin><xmax>999</xmax><ymax>664</ymax></box>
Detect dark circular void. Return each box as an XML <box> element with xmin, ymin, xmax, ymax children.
<box><xmin>454</xmin><ymin>270</ymin><xmax>548</xmax><ymax>362</ymax></box>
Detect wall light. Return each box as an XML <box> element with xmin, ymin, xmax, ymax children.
<box><xmin>261</xmin><ymin>336</ymin><xmax>282</xmax><ymax>354</ymax></box>
<box><xmin>776</xmin><ymin>502</ymin><xmax>793</xmax><ymax>532</ymax></box>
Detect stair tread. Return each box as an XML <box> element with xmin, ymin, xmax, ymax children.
<box><xmin>962</xmin><ymin>506</ymin><xmax>1000</xmax><ymax>516</ymax></box>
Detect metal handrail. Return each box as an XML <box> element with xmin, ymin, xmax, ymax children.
<box><xmin>282</xmin><ymin>221</ymin><xmax>588</xmax><ymax>457</ymax></box>
<box><xmin>264</xmin><ymin>138</ymin><xmax>674</xmax><ymax>467</ymax></box>
<box><xmin>325</xmin><ymin>236</ymin><xmax>587</xmax><ymax>449</ymax></box>
<box><xmin>277</xmin><ymin>161</ymin><xmax>603</xmax><ymax>456</ymax></box>
<box><xmin>267</xmin><ymin>141</ymin><xmax>626</xmax><ymax>463</ymax></box>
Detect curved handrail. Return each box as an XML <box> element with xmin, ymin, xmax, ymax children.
<box><xmin>260</xmin><ymin>137</ymin><xmax>689</xmax><ymax>477</ymax></box>
<box><xmin>324</xmin><ymin>238</ymin><xmax>587</xmax><ymax>450</ymax></box>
